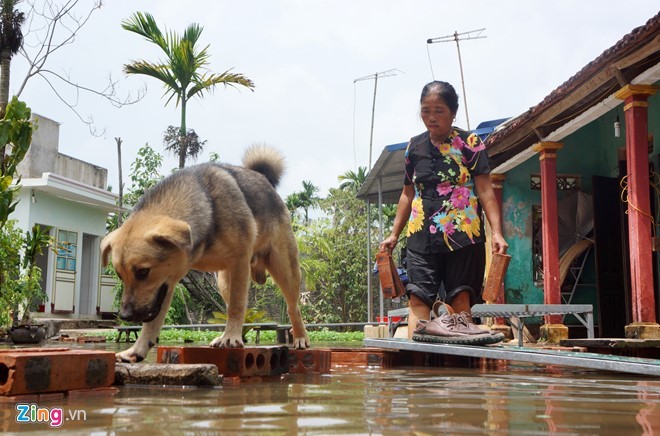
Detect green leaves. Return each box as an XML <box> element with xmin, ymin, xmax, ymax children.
<box><xmin>0</xmin><ymin>97</ymin><xmax>34</xmax><ymax>227</ymax></box>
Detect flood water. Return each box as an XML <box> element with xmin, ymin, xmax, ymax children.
<box><xmin>2</xmin><ymin>341</ymin><xmax>659</xmax><ymax>434</ymax></box>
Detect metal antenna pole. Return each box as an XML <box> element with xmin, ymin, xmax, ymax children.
<box><xmin>354</xmin><ymin>69</ymin><xmax>401</xmax><ymax>170</ymax></box>
<box><xmin>368</xmin><ymin>75</ymin><xmax>378</xmax><ymax>171</ymax></box>
<box><xmin>427</xmin><ymin>28</ymin><xmax>486</xmax><ymax>131</ymax></box>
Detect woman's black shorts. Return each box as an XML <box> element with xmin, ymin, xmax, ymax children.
<box><xmin>405</xmin><ymin>243</ymin><xmax>486</xmax><ymax>308</ymax></box>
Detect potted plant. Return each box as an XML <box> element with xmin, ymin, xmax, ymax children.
<box><xmin>1</xmin><ymin>223</ymin><xmax>50</xmax><ymax>343</ymax></box>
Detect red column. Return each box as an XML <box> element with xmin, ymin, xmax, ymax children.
<box><xmin>491</xmin><ymin>174</ymin><xmax>507</xmax><ymax>324</ymax></box>
<box><xmin>533</xmin><ymin>142</ymin><xmax>563</xmax><ymax>324</ymax></box>
<box><xmin>615</xmin><ymin>84</ymin><xmax>658</xmax><ymax>323</ymax></box>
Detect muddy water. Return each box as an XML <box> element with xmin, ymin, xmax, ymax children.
<box><xmin>1</xmin><ymin>342</ymin><xmax>659</xmax><ymax>434</ymax></box>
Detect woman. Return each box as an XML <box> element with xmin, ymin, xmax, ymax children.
<box><xmin>379</xmin><ymin>81</ymin><xmax>508</xmax><ymax>344</ymax></box>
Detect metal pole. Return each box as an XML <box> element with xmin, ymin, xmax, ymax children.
<box><xmin>454</xmin><ymin>31</ymin><xmax>470</xmax><ymax>131</ymax></box>
<box><xmin>368</xmin><ymin>75</ymin><xmax>378</xmax><ymax>170</ymax></box>
<box><xmin>367</xmin><ymin>201</ymin><xmax>372</xmax><ymax>323</ymax></box>
<box><xmin>378</xmin><ymin>177</ymin><xmax>384</xmax><ymax>320</ymax></box>
<box><xmin>354</xmin><ymin>69</ymin><xmax>400</xmax><ymax>170</ymax></box>
<box><xmin>427</xmin><ymin>29</ymin><xmax>485</xmax><ymax>131</ymax></box>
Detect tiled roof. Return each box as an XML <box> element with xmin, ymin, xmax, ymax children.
<box><xmin>485</xmin><ymin>12</ymin><xmax>660</xmax><ymax>166</ymax></box>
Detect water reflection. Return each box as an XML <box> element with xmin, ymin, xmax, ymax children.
<box><xmin>1</xmin><ymin>342</ymin><xmax>659</xmax><ymax>434</ymax></box>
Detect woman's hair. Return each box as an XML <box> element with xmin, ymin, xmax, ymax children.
<box><xmin>420</xmin><ymin>81</ymin><xmax>459</xmax><ymax>114</ymax></box>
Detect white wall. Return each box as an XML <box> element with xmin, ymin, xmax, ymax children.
<box><xmin>14</xmin><ymin>189</ymin><xmax>109</xmax><ymax>318</ymax></box>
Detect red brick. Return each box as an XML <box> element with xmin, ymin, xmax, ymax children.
<box><xmin>0</xmin><ymin>348</ymin><xmax>116</xmax><ymax>396</ymax></box>
<box><xmin>260</xmin><ymin>346</ymin><xmax>290</xmax><ymax>376</ymax></box>
<box><xmin>288</xmin><ymin>349</ymin><xmax>331</xmax><ymax>373</ymax></box>
<box><xmin>157</xmin><ymin>346</ymin><xmax>277</xmax><ymax>377</ymax></box>
<box><xmin>327</xmin><ymin>347</ymin><xmax>396</xmax><ymax>368</ymax></box>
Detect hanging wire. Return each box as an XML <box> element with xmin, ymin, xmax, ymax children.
<box><xmin>426</xmin><ymin>43</ymin><xmax>435</xmax><ymax>80</ymax></box>
<box><xmin>619</xmin><ymin>171</ymin><xmax>660</xmax><ymax>237</ymax></box>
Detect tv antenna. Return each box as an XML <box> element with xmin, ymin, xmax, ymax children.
<box><xmin>354</xmin><ymin>69</ymin><xmax>402</xmax><ymax>170</ymax></box>
<box><xmin>427</xmin><ymin>28</ymin><xmax>486</xmax><ymax>130</ymax></box>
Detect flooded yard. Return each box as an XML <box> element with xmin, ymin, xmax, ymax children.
<box><xmin>1</xmin><ymin>342</ymin><xmax>659</xmax><ymax>434</ymax></box>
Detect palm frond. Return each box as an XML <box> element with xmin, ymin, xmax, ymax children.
<box><xmin>121</xmin><ymin>12</ymin><xmax>169</xmax><ymax>54</ymax></box>
<box><xmin>124</xmin><ymin>61</ymin><xmax>183</xmax><ymax>106</ymax></box>
<box><xmin>188</xmin><ymin>70</ymin><xmax>255</xmax><ymax>99</ymax></box>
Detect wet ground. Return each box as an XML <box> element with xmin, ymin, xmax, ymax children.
<box><xmin>1</xmin><ymin>341</ymin><xmax>659</xmax><ymax>434</ymax></box>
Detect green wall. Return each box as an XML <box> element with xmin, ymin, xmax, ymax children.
<box><xmin>499</xmin><ymin>103</ymin><xmax>637</xmax><ymax>312</ymax></box>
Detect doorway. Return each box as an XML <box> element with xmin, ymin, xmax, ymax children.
<box><xmin>78</xmin><ymin>234</ymin><xmax>99</xmax><ymax>316</ymax></box>
<box><xmin>592</xmin><ymin>175</ymin><xmax>631</xmax><ymax>337</ymax></box>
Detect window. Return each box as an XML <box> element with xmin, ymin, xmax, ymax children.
<box><xmin>56</xmin><ymin>230</ymin><xmax>78</xmax><ymax>271</ymax></box>
<box><xmin>530</xmin><ymin>174</ymin><xmax>580</xmax><ymax>191</ymax></box>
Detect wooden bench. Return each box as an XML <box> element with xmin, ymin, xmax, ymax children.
<box><xmin>386</xmin><ymin>304</ymin><xmax>594</xmax><ymax>347</ymax></box>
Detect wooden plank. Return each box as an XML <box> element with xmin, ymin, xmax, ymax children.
<box><xmin>365</xmin><ymin>338</ymin><xmax>660</xmax><ymax>376</ymax></box>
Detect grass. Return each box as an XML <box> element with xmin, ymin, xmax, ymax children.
<box><xmin>101</xmin><ymin>328</ymin><xmax>364</xmax><ymax>344</ymax></box>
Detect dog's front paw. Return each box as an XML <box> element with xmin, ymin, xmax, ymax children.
<box><xmin>210</xmin><ymin>334</ymin><xmax>244</xmax><ymax>348</ymax></box>
<box><xmin>116</xmin><ymin>348</ymin><xmax>146</xmax><ymax>363</ymax></box>
<box><xmin>292</xmin><ymin>336</ymin><xmax>311</xmax><ymax>350</ymax></box>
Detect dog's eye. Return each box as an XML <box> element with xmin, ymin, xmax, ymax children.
<box><xmin>135</xmin><ymin>268</ymin><xmax>150</xmax><ymax>280</ymax></box>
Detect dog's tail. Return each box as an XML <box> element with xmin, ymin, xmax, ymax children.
<box><xmin>242</xmin><ymin>144</ymin><xmax>285</xmax><ymax>187</ymax></box>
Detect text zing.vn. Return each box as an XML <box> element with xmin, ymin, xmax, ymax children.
<box><xmin>16</xmin><ymin>404</ymin><xmax>87</xmax><ymax>428</ymax></box>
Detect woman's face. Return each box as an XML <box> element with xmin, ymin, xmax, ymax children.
<box><xmin>420</xmin><ymin>95</ymin><xmax>455</xmax><ymax>139</ymax></box>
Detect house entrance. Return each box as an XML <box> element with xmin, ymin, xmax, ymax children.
<box><xmin>78</xmin><ymin>234</ymin><xmax>99</xmax><ymax>316</ymax></box>
<box><xmin>592</xmin><ymin>175</ymin><xmax>631</xmax><ymax>337</ymax></box>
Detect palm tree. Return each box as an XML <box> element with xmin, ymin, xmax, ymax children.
<box><xmin>285</xmin><ymin>192</ymin><xmax>303</xmax><ymax>220</ymax></box>
<box><xmin>0</xmin><ymin>0</ymin><xmax>23</xmax><ymax>117</ymax></box>
<box><xmin>122</xmin><ymin>12</ymin><xmax>254</xmax><ymax>168</ymax></box>
<box><xmin>0</xmin><ymin>0</ymin><xmax>24</xmax><ymax>165</ymax></box>
<box><xmin>298</xmin><ymin>180</ymin><xmax>319</xmax><ymax>224</ymax></box>
<box><xmin>338</xmin><ymin>166</ymin><xmax>368</xmax><ymax>192</ymax></box>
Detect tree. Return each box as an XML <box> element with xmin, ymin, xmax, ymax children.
<box><xmin>122</xmin><ymin>12</ymin><xmax>254</xmax><ymax>169</ymax></box>
<box><xmin>298</xmin><ymin>180</ymin><xmax>319</xmax><ymax>224</ymax></box>
<box><xmin>338</xmin><ymin>166</ymin><xmax>367</xmax><ymax>192</ymax></box>
<box><xmin>163</xmin><ymin>125</ymin><xmax>206</xmax><ymax>165</ymax></box>
<box><xmin>14</xmin><ymin>1</ymin><xmax>144</xmax><ymax>134</ymax></box>
<box><xmin>296</xmin><ymin>188</ymin><xmax>369</xmax><ymax>324</ymax></box>
<box><xmin>0</xmin><ymin>0</ymin><xmax>24</xmax><ymax>118</ymax></box>
<box><xmin>106</xmin><ymin>143</ymin><xmax>163</xmax><ymax>231</ymax></box>
<box><xmin>285</xmin><ymin>192</ymin><xmax>303</xmax><ymax>221</ymax></box>
<box><xmin>0</xmin><ymin>0</ymin><xmax>24</xmax><ymax>165</ymax></box>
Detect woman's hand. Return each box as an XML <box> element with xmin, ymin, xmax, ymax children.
<box><xmin>491</xmin><ymin>233</ymin><xmax>508</xmax><ymax>255</ymax></box>
<box><xmin>379</xmin><ymin>234</ymin><xmax>399</xmax><ymax>253</ymax></box>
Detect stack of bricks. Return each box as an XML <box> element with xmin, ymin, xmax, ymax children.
<box><xmin>288</xmin><ymin>349</ymin><xmax>331</xmax><ymax>373</ymax></box>
<box><xmin>0</xmin><ymin>348</ymin><xmax>117</xmax><ymax>402</ymax></box>
<box><xmin>157</xmin><ymin>346</ymin><xmax>292</xmax><ymax>378</ymax></box>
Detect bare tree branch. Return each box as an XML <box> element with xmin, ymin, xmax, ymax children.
<box><xmin>13</xmin><ymin>0</ymin><xmax>146</xmax><ymax>134</ymax></box>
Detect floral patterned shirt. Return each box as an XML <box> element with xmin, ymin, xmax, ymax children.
<box><xmin>404</xmin><ymin>128</ymin><xmax>490</xmax><ymax>253</ymax></box>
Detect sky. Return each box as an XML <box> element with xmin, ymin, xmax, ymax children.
<box><xmin>10</xmin><ymin>0</ymin><xmax>660</xmax><ymax>199</ymax></box>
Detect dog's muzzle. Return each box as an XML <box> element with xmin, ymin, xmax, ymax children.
<box><xmin>119</xmin><ymin>284</ymin><xmax>169</xmax><ymax>323</ymax></box>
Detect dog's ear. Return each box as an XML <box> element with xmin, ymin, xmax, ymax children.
<box><xmin>147</xmin><ymin>217</ymin><xmax>193</xmax><ymax>253</ymax></box>
<box><xmin>101</xmin><ymin>230</ymin><xmax>117</xmax><ymax>267</ymax></box>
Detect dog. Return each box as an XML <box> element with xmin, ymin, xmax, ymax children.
<box><xmin>101</xmin><ymin>145</ymin><xmax>310</xmax><ymax>363</ymax></box>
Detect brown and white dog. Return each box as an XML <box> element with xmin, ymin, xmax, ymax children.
<box><xmin>102</xmin><ymin>145</ymin><xmax>310</xmax><ymax>362</ymax></box>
